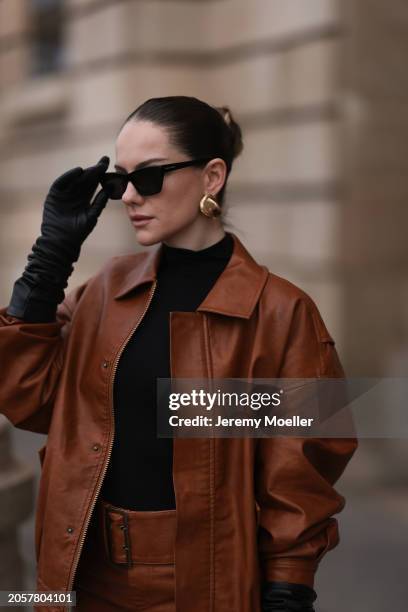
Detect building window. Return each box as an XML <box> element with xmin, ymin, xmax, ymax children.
<box><xmin>29</xmin><ymin>0</ymin><xmax>66</xmax><ymax>76</ymax></box>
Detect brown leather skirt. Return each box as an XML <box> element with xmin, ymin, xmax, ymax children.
<box><xmin>73</xmin><ymin>497</ymin><xmax>177</xmax><ymax>611</ymax></box>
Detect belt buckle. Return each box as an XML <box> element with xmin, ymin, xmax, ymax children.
<box><xmin>103</xmin><ymin>504</ymin><xmax>133</xmax><ymax>568</ymax></box>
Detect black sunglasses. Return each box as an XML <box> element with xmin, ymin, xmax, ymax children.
<box><xmin>100</xmin><ymin>157</ymin><xmax>213</xmax><ymax>199</ymax></box>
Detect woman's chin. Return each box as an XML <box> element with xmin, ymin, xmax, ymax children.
<box><xmin>133</xmin><ymin>226</ymin><xmax>162</xmax><ymax>247</ymax></box>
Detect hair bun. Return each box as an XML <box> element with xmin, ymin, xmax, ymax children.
<box><xmin>214</xmin><ymin>105</ymin><xmax>244</xmax><ymax>159</ymax></box>
<box><xmin>219</xmin><ymin>106</ymin><xmax>232</xmax><ymax>127</ymax></box>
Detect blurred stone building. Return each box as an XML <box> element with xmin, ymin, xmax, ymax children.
<box><xmin>0</xmin><ymin>0</ymin><xmax>407</xmax><ymax>609</ymax></box>
<box><xmin>0</xmin><ymin>0</ymin><xmax>349</xmax><ymax>344</ymax></box>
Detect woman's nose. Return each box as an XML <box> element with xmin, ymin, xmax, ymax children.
<box><xmin>122</xmin><ymin>181</ymin><xmax>144</xmax><ymax>206</ymax></box>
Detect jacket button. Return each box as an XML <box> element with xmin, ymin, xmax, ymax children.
<box><xmin>102</xmin><ymin>361</ymin><xmax>109</xmax><ymax>368</ymax></box>
<box><xmin>67</xmin><ymin>527</ymin><xmax>74</xmax><ymax>534</ymax></box>
<box><xmin>92</xmin><ymin>444</ymin><xmax>100</xmax><ymax>451</ymax></box>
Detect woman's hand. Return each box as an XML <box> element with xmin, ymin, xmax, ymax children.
<box><xmin>6</xmin><ymin>156</ymin><xmax>110</xmax><ymax>323</ymax></box>
<box><xmin>40</xmin><ymin>156</ymin><xmax>110</xmax><ymax>252</ymax></box>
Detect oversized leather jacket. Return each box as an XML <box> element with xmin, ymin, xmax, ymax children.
<box><xmin>0</xmin><ymin>231</ymin><xmax>357</xmax><ymax>612</ymax></box>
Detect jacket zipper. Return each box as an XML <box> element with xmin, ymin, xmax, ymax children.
<box><xmin>202</xmin><ymin>313</ymin><xmax>215</xmax><ymax>612</ymax></box>
<box><xmin>64</xmin><ymin>279</ymin><xmax>158</xmax><ymax>608</ymax></box>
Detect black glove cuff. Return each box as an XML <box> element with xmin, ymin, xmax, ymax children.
<box><xmin>261</xmin><ymin>581</ymin><xmax>317</xmax><ymax>612</ymax></box>
<box><xmin>6</xmin><ymin>279</ymin><xmax>59</xmax><ymax>323</ymax></box>
<box><xmin>7</xmin><ymin>236</ymin><xmax>77</xmax><ymax>322</ymax></box>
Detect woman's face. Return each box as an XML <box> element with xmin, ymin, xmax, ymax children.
<box><xmin>114</xmin><ymin>119</ymin><xmax>227</xmax><ymax>247</ymax></box>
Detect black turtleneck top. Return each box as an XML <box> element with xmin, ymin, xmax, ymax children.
<box><xmin>100</xmin><ymin>232</ymin><xmax>234</xmax><ymax>510</ymax></box>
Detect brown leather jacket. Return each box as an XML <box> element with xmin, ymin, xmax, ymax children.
<box><xmin>0</xmin><ymin>231</ymin><xmax>357</xmax><ymax>612</ymax></box>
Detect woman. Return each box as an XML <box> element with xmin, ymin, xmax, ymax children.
<box><xmin>0</xmin><ymin>96</ymin><xmax>357</xmax><ymax>612</ymax></box>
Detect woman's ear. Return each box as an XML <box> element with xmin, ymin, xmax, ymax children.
<box><xmin>203</xmin><ymin>158</ymin><xmax>227</xmax><ymax>197</ymax></box>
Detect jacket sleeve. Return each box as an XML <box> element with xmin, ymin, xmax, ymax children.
<box><xmin>254</xmin><ymin>295</ymin><xmax>358</xmax><ymax>588</ymax></box>
<box><xmin>0</xmin><ymin>279</ymin><xmax>90</xmax><ymax>434</ymax></box>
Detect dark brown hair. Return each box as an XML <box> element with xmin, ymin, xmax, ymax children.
<box><xmin>120</xmin><ymin>95</ymin><xmax>243</xmax><ymax>206</ymax></box>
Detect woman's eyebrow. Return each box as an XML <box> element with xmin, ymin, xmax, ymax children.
<box><xmin>114</xmin><ymin>158</ymin><xmax>168</xmax><ymax>172</ymax></box>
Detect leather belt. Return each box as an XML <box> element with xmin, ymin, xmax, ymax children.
<box><xmin>98</xmin><ymin>498</ymin><xmax>177</xmax><ymax>568</ymax></box>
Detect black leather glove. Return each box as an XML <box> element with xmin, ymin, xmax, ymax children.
<box><xmin>6</xmin><ymin>156</ymin><xmax>110</xmax><ymax>323</ymax></box>
<box><xmin>261</xmin><ymin>581</ymin><xmax>317</xmax><ymax>611</ymax></box>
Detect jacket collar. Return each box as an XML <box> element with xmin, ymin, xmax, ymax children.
<box><xmin>113</xmin><ymin>231</ymin><xmax>269</xmax><ymax>319</ymax></box>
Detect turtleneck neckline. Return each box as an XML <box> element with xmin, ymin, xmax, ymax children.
<box><xmin>160</xmin><ymin>232</ymin><xmax>233</xmax><ymax>264</ymax></box>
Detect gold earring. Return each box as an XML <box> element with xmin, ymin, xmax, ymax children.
<box><xmin>199</xmin><ymin>194</ymin><xmax>221</xmax><ymax>218</ymax></box>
